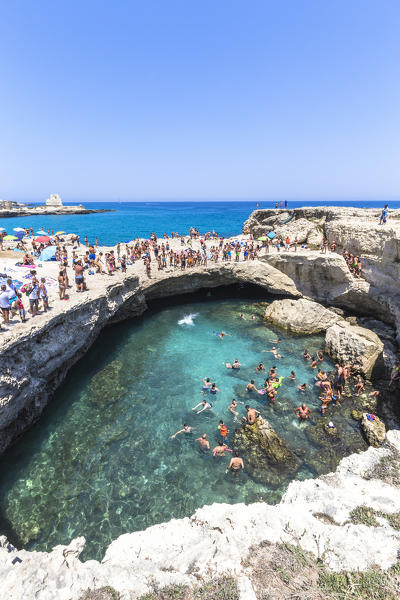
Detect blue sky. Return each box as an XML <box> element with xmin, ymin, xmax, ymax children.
<box><xmin>1</xmin><ymin>1</ymin><xmax>399</xmax><ymax>201</ymax></box>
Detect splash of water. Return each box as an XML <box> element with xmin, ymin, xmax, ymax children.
<box><xmin>178</xmin><ymin>313</ymin><xmax>198</xmax><ymax>326</ymax></box>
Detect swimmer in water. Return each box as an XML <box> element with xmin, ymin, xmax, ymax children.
<box><xmin>210</xmin><ymin>382</ymin><xmax>220</xmax><ymax>394</ymax></box>
<box><xmin>297</xmin><ymin>383</ymin><xmax>309</xmax><ymax>391</ymax></box>
<box><xmin>202</xmin><ymin>377</ymin><xmax>212</xmax><ymax>390</ymax></box>
<box><xmin>310</xmin><ymin>357</ymin><xmax>317</xmax><ymax>369</ymax></box>
<box><xmin>246</xmin><ymin>380</ymin><xmax>258</xmax><ymax>392</ymax></box>
<box><xmin>303</xmin><ymin>349</ymin><xmax>311</xmax><ymax>361</ymax></box>
<box><xmin>263</xmin><ymin>347</ymin><xmax>283</xmax><ymax>358</ymax></box>
<box><xmin>317</xmin><ymin>350</ymin><xmax>324</xmax><ymax>362</ymax></box>
<box><xmin>256</xmin><ymin>362</ymin><xmax>265</xmax><ymax>372</ymax></box>
<box><xmin>270</xmin><ymin>338</ymin><xmax>282</xmax><ymax>344</ymax></box>
<box><xmin>226</xmin><ymin>450</ymin><xmax>244</xmax><ymax>474</ymax></box>
<box><xmin>242</xmin><ymin>405</ymin><xmax>260</xmax><ymax>425</ymax></box>
<box><xmin>195</xmin><ymin>433</ymin><xmax>210</xmax><ymax>451</ymax></box>
<box><xmin>192</xmin><ymin>399</ymin><xmax>212</xmax><ymax>414</ymax></box>
<box><xmin>289</xmin><ymin>371</ymin><xmax>296</xmax><ymax>380</ymax></box>
<box><xmin>250</xmin><ymin>314</ymin><xmax>256</xmax><ymax>320</ymax></box>
<box><xmin>217</xmin><ymin>420</ymin><xmax>229</xmax><ymax>439</ymax></box>
<box><xmin>213</xmin><ymin>440</ymin><xmax>231</xmax><ymax>457</ymax></box>
<box><xmin>226</xmin><ymin>358</ymin><xmax>241</xmax><ymax>369</ymax></box>
<box><xmin>228</xmin><ymin>399</ymin><xmax>242</xmax><ymax>418</ymax></box>
<box><xmin>217</xmin><ymin>331</ymin><xmax>231</xmax><ymax>339</ymax></box>
<box><xmin>239</xmin><ymin>313</ymin><xmax>246</xmax><ymax>319</ymax></box>
<box><xmin>269</xmin><ymin>366</ymin><xmax>277</xmax><ymax>378</ymax></box>
<box><xmin>294</xmin><ymin>403</ymin><xmax>311</xmax><ymax>420</ymax></box>
<box><xmin>170</xmin><ymin>424</ymin><xmax>194</xmax><ymax>439</ymax></box>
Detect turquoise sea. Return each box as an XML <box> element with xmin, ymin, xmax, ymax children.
<box><xmin>1</xmin><ymin>199</ymin><xmax>398</xmax><ymax>246</ymax></box>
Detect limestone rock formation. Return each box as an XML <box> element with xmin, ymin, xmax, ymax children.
<box><xmin>264</xmin><ymin>298</ymin><xmax>342</xmax><ymax>334</ymax></box>
<box><xmin>361</xmin><ymin>413</ymin><xmax>386</xmax><ymax>447</ymax></box>
<box><xmin>233</xmin><ymin>417</ymin><xmax>299</xmax><ymax>484</ymax></box>
<box><xmin>260</xmin><ymin>253</ymin><xmax>353</xmax><ymax>303</ymax></box>
<box><xmin>45</xmin><ymin>193</ymin><xmax>63</xmax><ymax>207</ymax></box>
<box><xmin>325</xmin><ymin>321</ymin><xmax>384</xmax><ymax>378</ymax></box>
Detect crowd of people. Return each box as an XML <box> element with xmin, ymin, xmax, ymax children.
<box><xmin>0</xmin><ymin>214</ymin><xmax>372</xmax><ymax>331</ymax></box>
<box><xmin>168</xmin><ymin>328</ymin><xmax>385</xmax><ymax>477</ymax></box>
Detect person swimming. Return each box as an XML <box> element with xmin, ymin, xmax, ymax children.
<box><xmin>297</xmin><ymin>383</ymin><xmax>309</xmax><ymax>391</ymax></box>
<box><xmin>195</xmin><ymin>433</ymin><xmax>210</xmax><ymax>452</ymax></box>
<box><xmin>202</xmin><ymin>377</ymin><xmax>212</xmax><ymax>390</ymax></box>
<box><xmin>226</xmin><ymin>450</ymin><xmax>244</xmax><ymax>474</ymax></box>
<box><xmin>256</xmin><ymin>362</ymin><xmax>265</xmax><ymax>372</ymax></box>
<box><xmin>210</xmin><ymin>382</ymin><xmax>220</xmax><ymax>394</ymax></box>
<box><xmin>217</xmin><ymin>331</ymin><xmax>231</xmax><ymax>339</ymax></box>
<box><xmin>226</xmin><ymin>358</ymin><xmax>241</xmax><ymax>369</ymax></box>
<box><xmin>213</xmin><ymin>440</ymin><xmax>231</xmax><ymax>457</ymax></box>
<box><xmin>246</xmin><ymin>380</ymin><xmax>258</xmax><ymax>392</ymax></box>
<box><xmin>192</xmin><ymin>400</ymin><xmax>212</xmax><ymax>414</ymax></box>
<box><xmin>170</xmin><ymin>424</ymin><xmax>194</xmax><ymax>439</ymax></box>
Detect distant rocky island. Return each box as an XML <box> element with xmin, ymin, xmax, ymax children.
<box><xmin>0</xmin><ymin>194</ymin><xmax>113</xmax><ymax>217</ymax></box>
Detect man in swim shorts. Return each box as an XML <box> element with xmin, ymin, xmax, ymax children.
<box><xmin>226</xmin><ymin>451</ymin><xmax>244</xmax><ymax>474</ymax></box>
<box><xmin>294</xmin><ymin>403</ymin><xmax>311</xmax><ymax>420</ymax></box>
<box><xmin>242</xmin><ymin>405</ymin><xmax>260</xmax><ymax>425</ymax></box>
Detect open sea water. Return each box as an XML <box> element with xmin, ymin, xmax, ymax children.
<box><xmin>1</xmin><ymin>199</ymin><xmax>399</xmax><ymax>246</ymax></box>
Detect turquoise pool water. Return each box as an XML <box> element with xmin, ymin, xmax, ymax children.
<box><xmin>0</xmin><ymin>297</ymin><xmax>367</xmax><ymax>560</ymax></box>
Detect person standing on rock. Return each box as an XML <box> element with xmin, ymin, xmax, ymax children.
<box><xmin>226</xmin><ymin>451</ymin><xmax>244</xmax><ymax>475</ymax></box>
<box><xmin>294</xmin><ymin>403</ymin><xmax>311</xmax><ymax>420</ymax></box>
<box><xmin>242</xmin><ymin>405</ymin><xmax>260</xmax><ymax>425</ymax></box>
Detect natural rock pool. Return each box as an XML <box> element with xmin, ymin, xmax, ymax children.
<box><xmin>0</xmin><ymin>296</ymin><xmax>368</xmax><ymax>560</ymax></box>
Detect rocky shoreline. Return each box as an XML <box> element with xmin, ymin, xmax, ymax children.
<box><xmin>0</xmin><ymin>207</ymin><xmax>399</xmax><ymax>599</ymax></box>
<box><xmin>0</xmin><ymin>206</ymin><xmax>113</xmax><ymax>217</ymax></box>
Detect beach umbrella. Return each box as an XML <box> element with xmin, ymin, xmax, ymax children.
<box><xmin>35</xmin><ymin>230</ymin><xmax>47</xmax><ymax>235</ymax></box>
<box><xmin>3</xmin><ymin>235</ymin><xmax>18</xmax><ymax>241</ymax></box>
<box><xmin>54</xmin><ymin>230</ymin><xmax>66</xmax><ymax>236</ymax></box>
<box><xmin>34</xmin><ymin>235</ymin><xmax>51</xmax><ymax>243</ymax></box>
<box><xmin>13</xmin><ymin>227</ymin><xmax>25</xmax><ymax>232</ymax></box>
<box><xmin>40</xmin><ymin>246</ymin><xmax>57</xmax><ymax>261</ymax></box>
<box><xmin>0</xmin><ymin>227</ymin><xmax>6</xmax><ymax>231</ymax></box>
<box><xmin>257</xmin><ymin>235</ymin><xmax>268</xmax><ymax>241</ymax></box>
<box><xmin>267</xmin><ymin>231</ymin><xmax>275</xmax><ymax>239</ymax></box>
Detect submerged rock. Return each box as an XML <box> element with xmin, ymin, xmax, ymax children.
<box><xmin>233</xmin><ymin>417</ymin><xmax>299</xmax><ymax>485</ymax></box>
<box><xmin>264</xmin><ymin>298</ymin><xmax>342</xmax><ymax>334</ymax></box>
<box><xmin>90</xmin><ymin>360</ymin><xmax>127</xmax><ymax>405</ymax></box>
<box><xmin>351</xmin><ymin>410</ymin><xmax>363</xmax><ymax>420</ymax></box>
<box><xmin>325</xmin><ymin>322</ymin><xmax>384</xmax><ymax>378</ymax></box>
<box><xmin>361</xmin><ymin>413</ymin><xmax>386</xmax><ymax>447</ymax></box>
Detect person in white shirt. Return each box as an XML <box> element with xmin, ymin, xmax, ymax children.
<box><xmin>0</xmin><ymin>284</ymin><xmax>13</xmax><ymax>325</ymax></box>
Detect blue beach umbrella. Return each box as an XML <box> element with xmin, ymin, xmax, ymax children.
<box><xmin>40</xmin><ymin>246</ymin><xmax>57</xmax><ymax>261</ymax></box>
<box><xmin>267</xmin><ymin>231</ymin><xmax>275</xmax><ymax>239</ymax></box>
